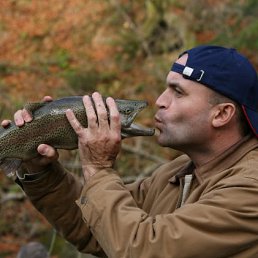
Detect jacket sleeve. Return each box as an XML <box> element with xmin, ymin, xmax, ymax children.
<box><xmin>16</xmin><ymin>162</ymin><xmax>107</xmax><ymax>257</ymax></box>
<box><xmin>77</xmin><ymin>168</ymin><xmax>258</xmax><ymax>258</ymax></box>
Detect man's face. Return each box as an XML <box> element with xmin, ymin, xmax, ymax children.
<box><xmin>155</xmin><ymin>54</ymin><xmax>215</xmax><ymax>151</ymax></box>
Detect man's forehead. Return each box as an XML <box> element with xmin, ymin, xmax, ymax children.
<box><xmin>166</xmin><ymin>70</ymin><xmax>182</xmax><ymax>85</ymax></box>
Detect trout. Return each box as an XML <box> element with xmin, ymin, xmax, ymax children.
<box><xmin>0</xmin><ymin>96</ymin><xmax>155</xmax><ymax>177</ymax></box>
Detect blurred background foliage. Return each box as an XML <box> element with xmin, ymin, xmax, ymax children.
<box><xmin>0</xmin><ymin>0</ymin><xmax>257</xmax><ymax>257</ymax></box>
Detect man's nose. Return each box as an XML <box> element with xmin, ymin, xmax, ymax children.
<box><xmin>155</xmin><ymin>89</ymin><xmax>169</xmax><ymax>109</ymax></box>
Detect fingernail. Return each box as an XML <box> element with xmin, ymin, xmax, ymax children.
<box><xmin>38</xmin><ymin>144</ymin><xmax>47</xmax><ymax>155</ymax></box>
<box><xmin>24</xmin><ymin>115</ymin><xmax>32</xmax><ymax>123</ymax></box>
<box><xmin>15</xmin><ymin>117</ymin><xmax>23</xmax><ymax>126</ymax></box>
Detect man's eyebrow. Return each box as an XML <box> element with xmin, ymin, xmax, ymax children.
<box><xmin>166</xmin><ymin>81</ymin><xmax>182</xmax><ymax>89</ymax></box>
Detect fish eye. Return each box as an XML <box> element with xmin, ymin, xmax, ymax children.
<box><xmin>124</xmin><ymin>108</ymin><xmax>132</xmax><ymax>115</ymax></box>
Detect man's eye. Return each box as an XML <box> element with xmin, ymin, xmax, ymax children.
<box><xmin>174</xmin><ymin>88</ymin><xmax>183</xmax><ymax>96</ymax></box>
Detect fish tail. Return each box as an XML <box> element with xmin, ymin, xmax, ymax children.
<box><xmin>0</xmin><ymin>159</ymin><xmax>22</xmax><ymax>177</ymax></box>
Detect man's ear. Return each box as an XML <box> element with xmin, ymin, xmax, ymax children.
<box><xmin>212</xmin><ymin>103</ymin><xmax>236</xmax><ymax>128</ymax></box>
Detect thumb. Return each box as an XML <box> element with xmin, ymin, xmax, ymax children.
<box><xmin>37</xmin><ymin>144</ymin><xmax>58</xmax><ymax>160</ymax></box>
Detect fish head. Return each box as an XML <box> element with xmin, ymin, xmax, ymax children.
<box><xmin>115</xmin><ymin>99</ymin><xmax>155</xmax><ymax>138</ymax></box>
<box><xmin>115</xmin><ymin>99</ymin><xmax>147</xmax><ymax>127</ymax></box>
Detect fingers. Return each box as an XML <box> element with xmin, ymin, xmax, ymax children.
<box><xmin>66</xmin><ymin>92</ymin><xmax>120</xmax><ymax>135</ymax></box>
<box><xmin>1</xmin><ymin>119</ymin><xmax>12</xmax><ymax>128</ymax></box>
<box><xmin>37</xmin><ymin>144</ymin><xmax>59</xmax><ymax>160</ymax></box>
<box><xmin>66</xmin><ymin>109</ymin><xmax>84</xmax><ymax>136</ymax></box>
<box><xmin>66</xmin><ymin>93</ymin><xmax>111</xmax><ymax>138</ymax></box>
<box><xmin>42</xmin><ymin>96</ymin><xmax>53</xmax><ymax>102</ymax></box>
<box><xmin>91</xmin><ymin>92</ymin><xmax>109</xmax><ymax>129</ymax></box>
<box><xmin>24</xmin><ymin>144</ymin><xmax>59</xmax><ymax>171</ymax></box>
<box><xmin>14</xmin><ymin>109</ymin><xmax>32</xmax><ymax>126</ymax></box>
<box><xmin>13</xmin><ymin>96</ymin><xmax>53</xmax><ymax>127</ymax></box>
<box><xmin>83</xmin><ymin>95</ymin><xmax>98</xmax><ymax>130</ymax></box>
<box><xmin>14</xmin><ymin>110</ymin><xmax>26</xmax><ymax>126</ymax></box>
<box><xmin>22</xmin><ymin>108</ymin><xmax>33</xmax><ymax>123</ymax></box>
<box><xmin>106</xmin><ymin>97</ymin><xmax>121</xmax><ymax>132</ymax></box>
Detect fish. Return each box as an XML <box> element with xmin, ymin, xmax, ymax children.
<box><xmin>0</xmin><ymin>96</ymin><xmax>155</xmax><ymax>177</ymax></box>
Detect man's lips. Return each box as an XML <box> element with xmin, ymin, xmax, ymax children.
<box><xmin>155</xmin><ymin>115</ymin><xmax>162</xmax><ymax>123</ymax></box>
<box><xmin>154</xmin><ymin>116</ymin><xmax>163</xmax><ymax>130</ymax></box>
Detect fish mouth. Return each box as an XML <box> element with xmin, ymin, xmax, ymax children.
<box><xmin>121</xmin><ymin>123</ymin><xmax>155</xmax><ymax>138</ymax></box>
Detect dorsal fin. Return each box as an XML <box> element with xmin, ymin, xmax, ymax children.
<box><xmin>24</xmin><ymin>102</ymin><xmax>47</xmax><ymax>116</ymax></box>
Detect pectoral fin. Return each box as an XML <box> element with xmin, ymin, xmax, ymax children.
<box><xmin>0</xmin><ymin>159</ymin><xmax>22</xmax><ymax>177</ymax></box>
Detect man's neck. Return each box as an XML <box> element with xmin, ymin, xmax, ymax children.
<box><xmin>186</xmin><ymin>133</ymin><xmax>243</xmax><ymax>168</ymax></box>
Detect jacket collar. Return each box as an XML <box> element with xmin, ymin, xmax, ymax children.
<box><xmin>169</xmin><ymin>135</ymin><xmax>258</xmax><ymax>184</ymax></box>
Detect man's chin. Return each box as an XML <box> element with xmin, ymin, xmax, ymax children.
<box><xmin>157</xmin><ymin>135</ymin><xmax>169</xmax><ymax>147</ymax></box>
<box><xmin>157</xmin><ymin>134</ymin><xmax>178</xmax><ymax>149</ymax></box>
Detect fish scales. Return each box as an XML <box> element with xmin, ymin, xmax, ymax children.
<box><xmin>0</xmin><ymin>96</ymin><xmax>155</xmax><ymax>176</ymax></box>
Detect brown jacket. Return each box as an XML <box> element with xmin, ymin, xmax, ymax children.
<box><xmin>18</xmin><ymin>135</ymin><xmax>258</xmax><ymax>258</ymax></box>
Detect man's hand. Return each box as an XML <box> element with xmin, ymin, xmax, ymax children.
<box><xmin>66</xmin><ymin>92</ymin><xmax>121</xmax><ymax>181</ymax></box>
<box><xmin>1</xmin><ymin>96</ymin><xmax>59</xmax><ymax>173</ymax></box>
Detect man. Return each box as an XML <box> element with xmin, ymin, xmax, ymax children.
<box><xmin>3</xmin><ymin>45</ymin><xmax>258</xmax><ymax>257</ymax></box>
